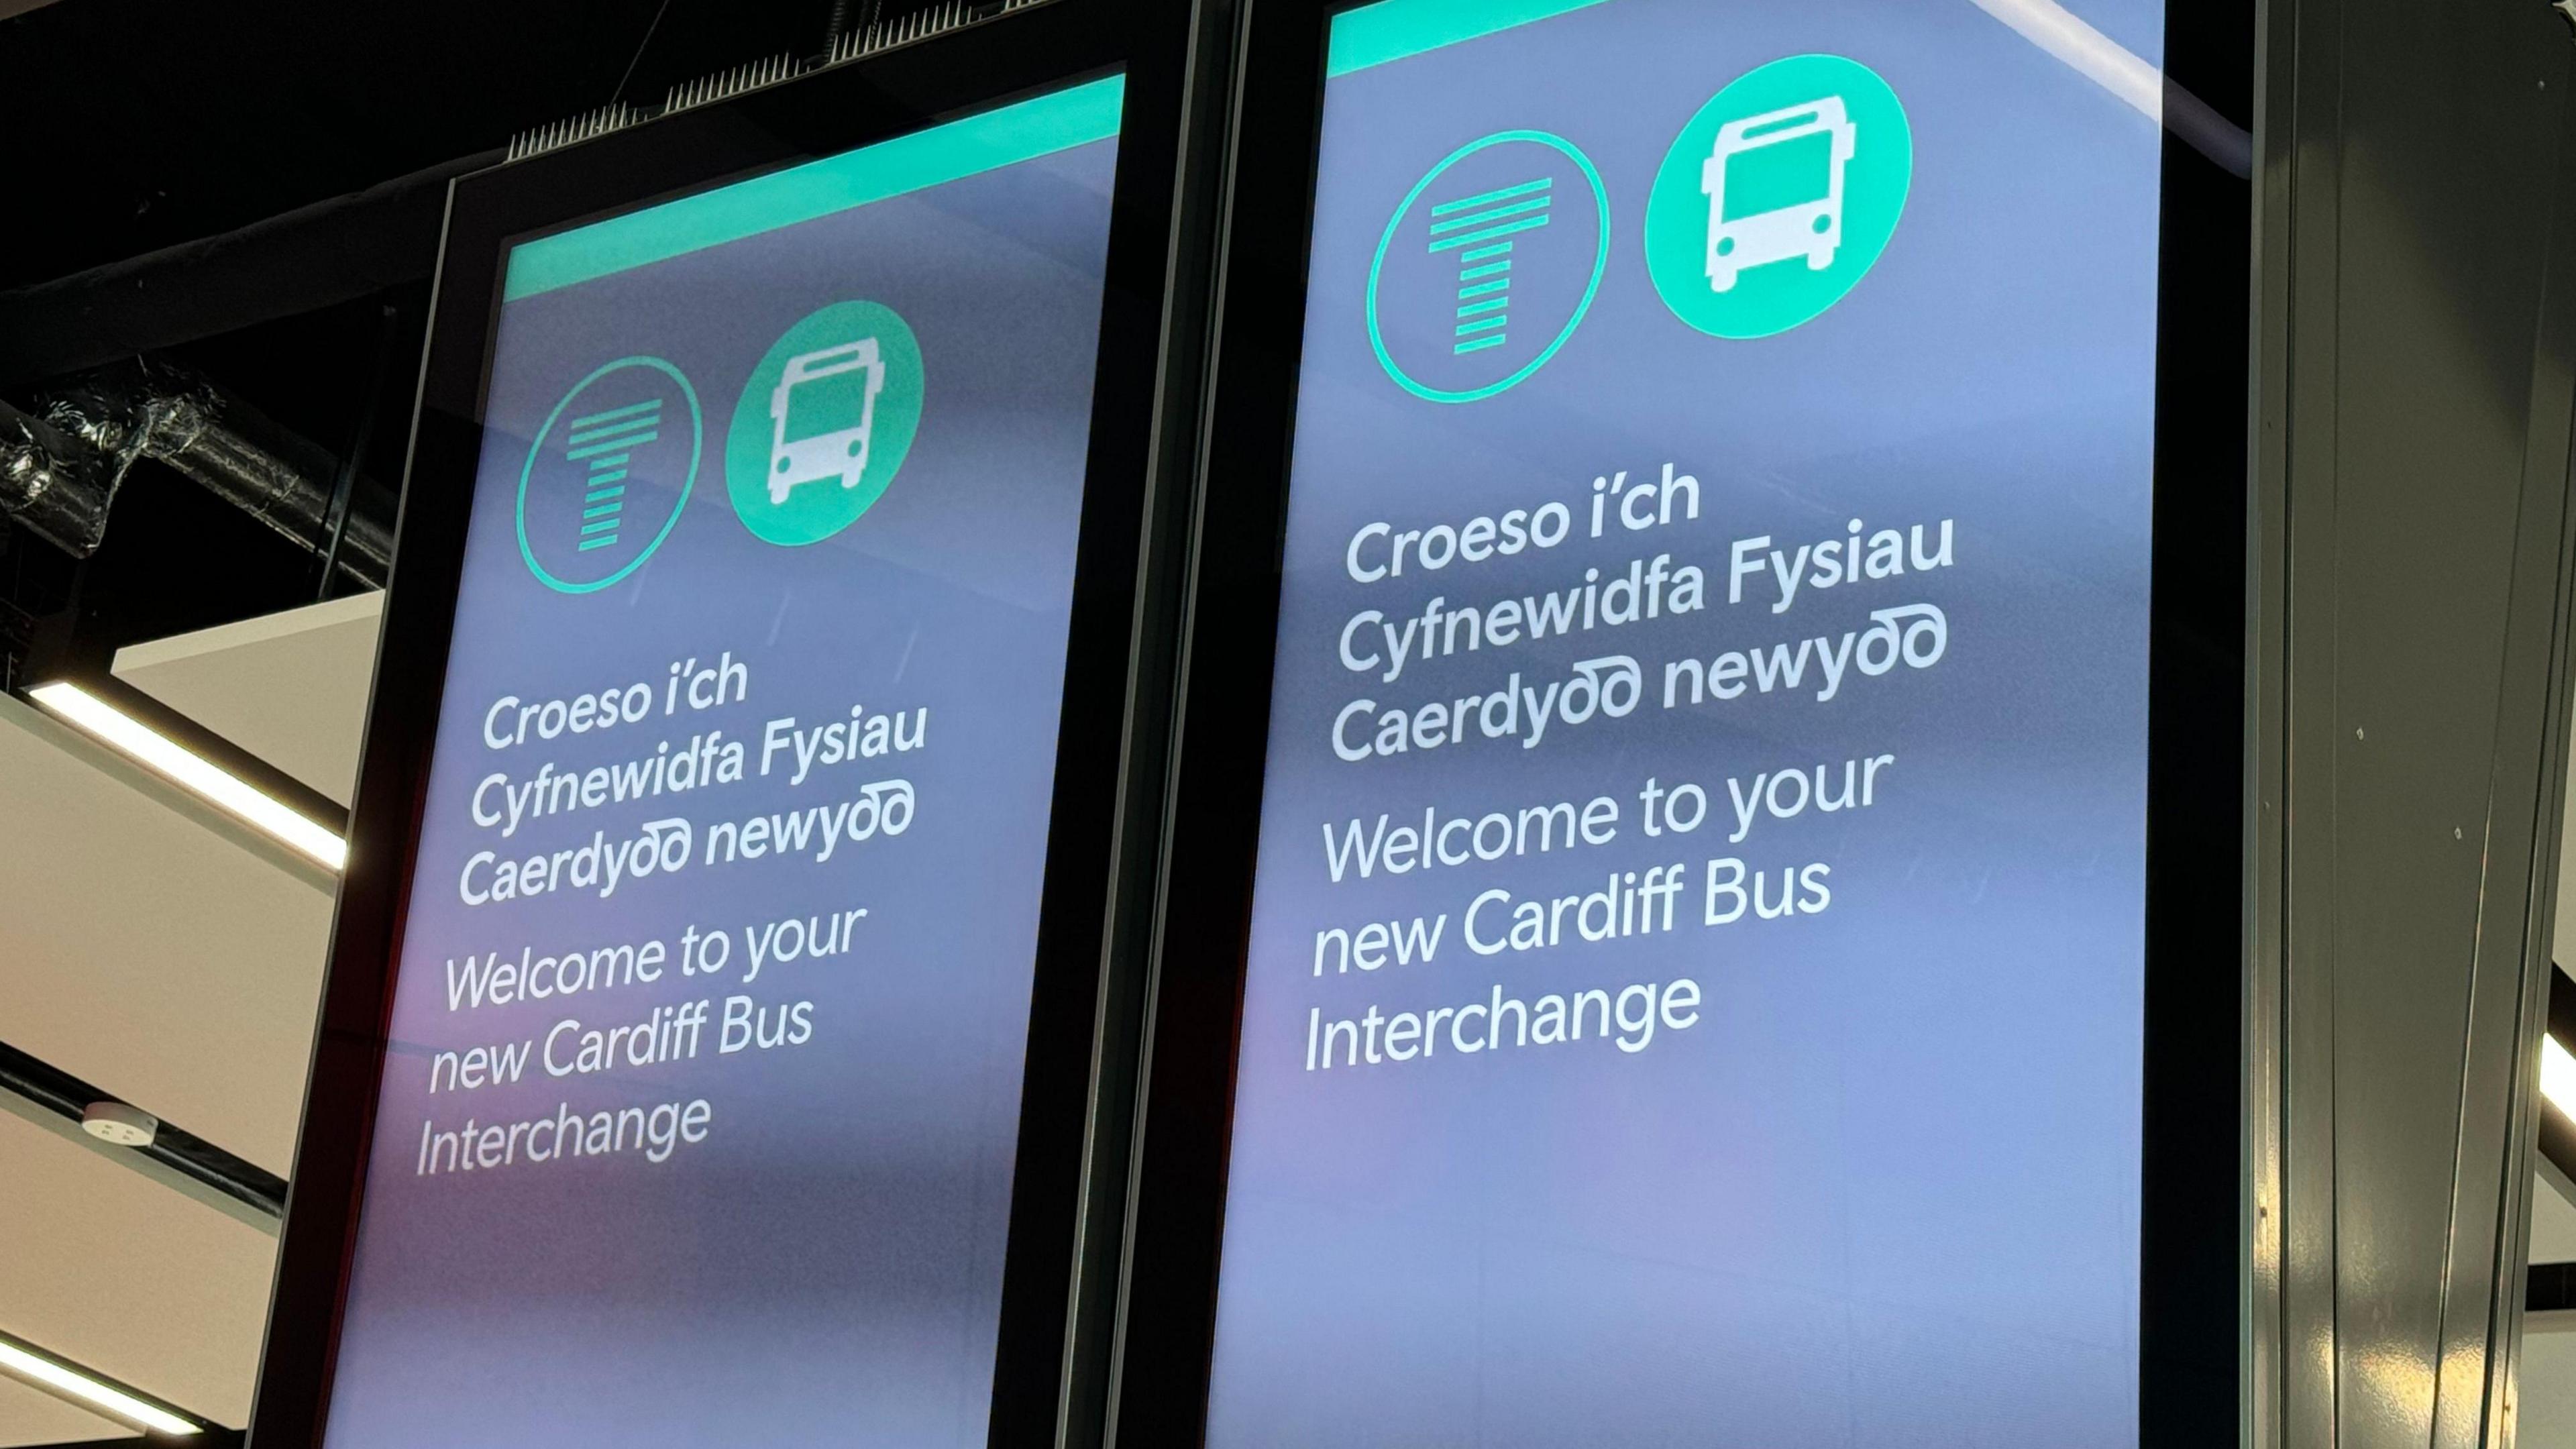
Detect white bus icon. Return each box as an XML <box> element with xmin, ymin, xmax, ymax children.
<box><xmin>767</xmin><ymin>339</ymin><xmax>888</xmax><ymax>504</ymax></box>
<box><xmin>1701</xmin><ymin>96</ymin><xmax>1857</xmax><ymax>292</ymax></box>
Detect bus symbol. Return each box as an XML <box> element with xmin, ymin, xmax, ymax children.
<box><xmin>767</xmin><ymin>339</ymin><xmax>888</xmax><ymax>505</ymax></box>
<box><xmin>1701</xmin><ymin>96</ymin><xmax>1856</xmax><ymax>293</ymax></box>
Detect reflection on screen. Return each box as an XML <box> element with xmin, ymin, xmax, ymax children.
<box><xmin>1204</xmin><ymin>0</ymin><xmax>2161</xmax><ymax>1442</ymax></box>
<box><xmin>317</xmin><ymin>78</ymin><xmax>1124</xmax><ymax>1449</ymax></box>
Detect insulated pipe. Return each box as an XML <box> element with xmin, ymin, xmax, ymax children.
<box><xmin>25</xmin><ymin>358</ymin><xmax>392</xmax><ymax>588</ymax></box>
<box><xmin>0</xmin><ymin>396</ymin><xmax>115</xmax><ymax>556</ymax></box>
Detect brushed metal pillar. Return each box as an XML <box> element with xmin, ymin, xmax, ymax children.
<box><xmin>2249</xmin><ymin>2</ymin><xmax>2576</xmax><ymax>1445</ymax></box>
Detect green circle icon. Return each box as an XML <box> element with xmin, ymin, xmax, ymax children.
<box><xmin>1367</xmin><ymin>129</ymin><xmax>1609</xmax><ymax>405</ymax></box>
<box><xmin>1646</xmin><ymin>54</ymin><xmax>1911</xmax><ymax>339</ymax></box>
<box><xmin>727</xmin><ymin>301</ymin><xmax>922</xmax><ymax>546</ymax></box>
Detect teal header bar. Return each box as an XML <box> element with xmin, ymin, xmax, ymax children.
<box><xmin>1326</xmin><ymin>0</ymin><xmax>1612</xmax><ymax>77</ymax></box>
<box><xmin>502</xmin><ymin>74</ymin><xmax>1126</xmax><ymax>302</ymax></box>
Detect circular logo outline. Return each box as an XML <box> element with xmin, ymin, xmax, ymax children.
<box><xmin>516</xmin><ymin>356</ymin><xmax>702</xmax><ymax>594</ymax></box>
<box><xmin>1367</xmin><ymin>130</ymin><xmax>1611</xmax><ymax>405</ymax></box>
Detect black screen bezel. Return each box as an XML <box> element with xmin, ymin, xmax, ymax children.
<box><xmin>1108</xmin><ymin>1</ymin><xmax>2252</xmax><ymax>1442</ymax></box>
<box><xmin>247</xmin><ymin>4</ymin><xmax>1192</xmax><ymax>1444</ymax></box>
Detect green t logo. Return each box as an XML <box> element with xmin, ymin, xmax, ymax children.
<box><xmin>1645</xmin><ymin>54</ymin><xmax>1912</xmax><ymax>339</ymax></box>
<box><xmin>1367</xmin><ymin>130</ymin><xmax>1609</xmax><ymax>405</ymax></box>
<box><xmin>517</xmin><ymin>356</ymin><xmax>702</xmax><ymax>595</ymax></box>
<box><xmin>727</xmin><ymin>301</ymin><xmax>923</xmax><ymax>546</ymax></box>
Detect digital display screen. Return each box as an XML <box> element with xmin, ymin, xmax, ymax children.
<box><xmin>1205</xmin><ymin>0</ymin><xmax>2161</xmax><ymax>1441</ymax></box>
<box><xmin>321</xmin><ymin>77</ymin><xmax>1123</xmax><ymax>1448</ymax></box>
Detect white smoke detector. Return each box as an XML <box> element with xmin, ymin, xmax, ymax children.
<box><xmin>80</xmin><ymin>1102</ymin><xmax>157</xmax><ymax>1148</ymax></box>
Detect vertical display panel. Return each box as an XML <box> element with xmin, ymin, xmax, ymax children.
<box><xmin>318</xmin><ymin>77</ymin><xmax>1122</xmax><ymax>1449</ymax></box>
<box><xmin>1203</xmin><ymin>0</ymin><xmax>2163</xmax><ymax>1441</ymax></box>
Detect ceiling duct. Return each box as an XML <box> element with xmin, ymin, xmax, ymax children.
<box><xmin>0</xmin><ymin>149</ymin><xmax>491</xmax><ymax>390</ymax></box>
<box><xmin>0</xmin><ymin>398</ymin><xmax>117</xmax><ymax>557</ymax></box>
<box><xmin>3</xmin><ymin>358</ymin><xmax>392</xmax><ymax>590</ymax></box>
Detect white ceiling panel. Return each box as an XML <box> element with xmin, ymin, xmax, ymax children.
<box><xmin>0</xmin><ymin>1111</ymin><xmax>273</xmax><ymax>1430</ymax></box>
<box><xmin>112</xmin><ymin>590</ymin><xmax>384</xmax><ymax>807</ymax></box>
<box><xmin>2524</xmin><ymin>1330</ymin><xmax>2576</xmax><ymax>1446</ymax></box>
<box><xmin>2540</xmin><ymin>1171</ymin><xmax>2576</xmax><ymax>1265</ymax></box>
<box><xmin>0</xmin><ymin>693</ymin><xmax>333</xmax><ymax>1174</ymax></box>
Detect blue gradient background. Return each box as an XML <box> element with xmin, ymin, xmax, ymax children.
<box><xmin>1207</xmin><ymin>1</ymin><xmax>2161</xmax><ymax>1443</ymax></box>
<box><xmin>320</xmin><ymin>133</ymin><xmax>1118</xmax><ymax>1447</ymax></box>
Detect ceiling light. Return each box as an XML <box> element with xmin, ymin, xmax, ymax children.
<box><xmin>0</xmin><ymin>1334</ymin><xmax>199</xmax><ymax>1436</ymax></box>
<box><xmin>28</xmin><ymin>680</ymin><xmax>345</xmax><ymax>869</ymax></box>
<box><xmin>2545</xmin><ymin>1034</ymin><xmax>2576</xmax><ymax>1118</ymax></box>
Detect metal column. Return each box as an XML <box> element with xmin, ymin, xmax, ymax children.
<box><xmin>2250</xmin><ymin>1</ymin><xmax>2576</xmax><ymax>1445</ymax></box>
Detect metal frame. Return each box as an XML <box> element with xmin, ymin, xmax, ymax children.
<box><xmin>2245</xmin><ymin>3</ymin><xmax>2576</xmax><ymax>1445</ymax></box>
<box><xmin>1108</xmin><ymin>0</ymin><xmax>2257</xmax><ymax>1442</ymax></box>
<box><xmin>242</xmin><ymin>4</ymin><xmax>1203</xmax><ymax>1444</ymax></box>
<box><xmin>2141</xmin><ymin>3</ymin><xmax>2262</xmax><ymax>1440</ymax></box>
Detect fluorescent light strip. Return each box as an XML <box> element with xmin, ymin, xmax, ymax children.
<box><xmin>2545</xmin><ymin>1034</ymin><xmax>2576</xmax><ymax>1118</ymax></box>
<box><xmin>0</xmin><ymin>1336</ymin><xmax>199</xmax><ymax>1436</ymax></box>
<box><xmin>29</xmin><ymin>682</ymin><xmax>346</xmax><ymax>869</ymax></box>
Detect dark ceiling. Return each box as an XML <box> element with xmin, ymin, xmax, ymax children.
<box><xmin>0</xmin><ymin>0</ymin><xmax>934</xmax><ymax>686</ymax></box>
<box><xmin>0</xmin><ymin>0</ymin><xmax>851</xmax><ymax>290</ymax></box>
